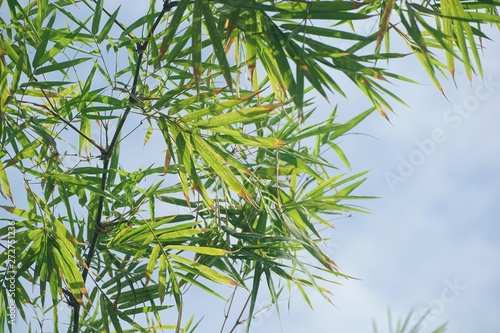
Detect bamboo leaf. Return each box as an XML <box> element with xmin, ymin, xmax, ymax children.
<box><xmin>119</xmin><ymin>12</ymin><xmax>161</xmax><ymax>40</ymax></box>
<box><xmin>193</xmin><ymin>103</ymin><xmax>281</xmax><ymax>128</ymax></box>
<box><xmin>33</xmin><ymin>10</ymin><xmax>56</xmax><ymax>68</ymax></box>
<box><xmin>191</xmin><ymin>133</ymin><xmax>255</xmax><ymax>205</ymax></box>
<box><xmin>0</xmin><ymin>160</ymin><xmax>12</xmax><ymax>201</ymax></box>
<box><xmin>170</xmin><ymin>254</ymin><xmax>239</xmax><ymax>286</ymax></box>
<box><xmin>146</xmin><ymin>244</ymin><xmax>162</xmax><ymax>285</ymax></box>
<box><xmin>329</xmin><ymin>107</ymin><xmax>375</xmax><ymax>141</ymax></box>
<box><xmin>246</xmin><ymin>263</ymin><xmax>263</xmax><ymax>333</ymax></box>
<box><xmin>97</xmin><ymin>6</ymin><xmax>120</xmax><ymax>43</ymax></box>
<box><xmin>158</xmin><ymin>0</ymin><xmax>189</xmax><ymax>62</ymax></box>
<box><xmin>92</xmin><ymin>0</ymin><xmax>103</xmax><ymax>35</ymax></box>
<box><xmin>376</xmin><ymin>0</ymin><xmax>397</xmax><ymax>52</ymax></box>
<box><xmin>165</xmin><ymin>245</ymin><xmax>230</xmax><ymax>256</ymax></box>
<box><xmin>201</xmin><ymin>0</ymin><xmax>233</xmax><ymax>89</ymax></box>
<box><xmin>159</xmin><ymin>253</ymin><xmax>168</xmax><ymax>303</ymax></box>
<box><xmin>34</xmin><ymin>57</ymin><xmax>91</xmax><ymax>75</ymax></box>
<box><xmin>192</xmin><ymin>0</ymin><xmax>203</xmax><ymax>93</ymax></box>
<box><xmin>37</xmin><ymin>25</ymin><xmax>85</xmax><ymax>67</ymax></box>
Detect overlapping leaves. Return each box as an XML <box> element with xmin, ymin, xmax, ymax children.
<box><xmin>0</xmin><ymin>0</ymin><xmax>498</xmax><ymax>332</ymax></box>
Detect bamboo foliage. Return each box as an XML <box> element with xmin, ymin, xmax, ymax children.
<box><xmin>0</xmin><ymin>0</ymin><xmax>498</xmax><ymax>332</ymax></box>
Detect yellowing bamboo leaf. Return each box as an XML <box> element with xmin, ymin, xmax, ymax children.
<box><xmin>164</xmin><ymin>149</ymin><xmax>172</xmax><ymax>175</ymax></box>
<box><xmin>376</xmin><ymin>0</ymin><xmax>397</xmax><ymax>52</ymax></box>
<box><xmin>165</xmin><ymin>245</ymin><xmax>230</xmax><ymax>256</ymax></box>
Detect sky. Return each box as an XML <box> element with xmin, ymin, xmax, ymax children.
<box><xmin>2</xmin><ymin>2</ymin><xmax>500</xmax><ymax>333</ymax></box>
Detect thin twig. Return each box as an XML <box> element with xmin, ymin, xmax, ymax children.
<box><xmin>228</xmin><ymin>294</ymin><xmax>251</xmax><ymax>333</ymax></box>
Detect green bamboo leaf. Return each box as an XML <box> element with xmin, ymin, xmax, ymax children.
<box><xmin>443</xmin><ymin>0</ymin><xmax>482</xmax><ymax>78</ymax></box>
<box><xmin>246</xmin><ymin>10</ymin><xmax>258</xmax><ymax>91</ymax></box>
<box><xmin>287</xmin><ymin>122</ymin><xmax>342</xmax><ymax>143</ymax></box>
<box><xmin>328</xmin><ymin>142</ymin><xmax>352</xmax><ymax>170</ymax></box>
<box><xmin>92</xmin><ymin>0</ymin><xmax>103</xmax><ymax>35</ymax></box>
<box><xmin>47</xmin><ymin>245</ymin><xmax>60</xmax><ymax>329</ymax></box>
<box><xmin>0</xmin><ymin>205</ymin><xmax>40</xmax><ymax>221</ymax></box>
<box><xmin>1</xmin><ymin>35</ymin><xmax>20</xmax><ymax>64</ymax></box>
<box><xmin>48</xmin><ymin>173</ymin><xmax>115</xmax><ymax>200</ymax></box>
<box><xmin>191</xmin><ymin>133</ymin><xmax>255</xmax><ymax>204</ymax></box>
<box><xmin>145</xmin><ymin>244</ymin><xmax>161</xmax><ymax>285</ymax></box>
<box><xmin>275</xmin><ymin>1</ymin><xmax>366</xmax><ymax>13</ymax></box>
<box><xmin>100</xmin><ymin>295</ymin><xmax>111</xmax><ymax>332</ymax></box>
<box><xmin>396</xmin><ymin>6</ymin><xmax>444</xmax><ymax>90</ymax></box>
<box><xmin>294</xmin><ymin>281</ymin><xmax>313</xmax><ymax>308</ymax></box>
<box><xmin>170</xmin><ymin>254</ymin><xmax>239</xmax><ymax>286</ymax></box>
<box><xmin>274</xmin><ymin>11</ymin><xmax>371</xmax><ymax>20</ymax></box>
<box><xmin>261</xmin><ymin>15</ymin><xmax>297</xmax><ymax>99</ymax></box>
<box><xmin>181</xmin><ymin>90</ymin><xmax>260</xmax><ymax>121</ymax></box>
<box><xmin>335</xmin><ymin>178</ymin><xmax>367</xmax><ymax>198</ymax></box>
<box><xmin>37</xmin><ymin>25</ymin><xmax>85</xmax><ymax>67</ymax></box>
<box><xmin>0</xmin><ymin>55</ymin><xmax>9</xmax><ymax>107</ymax></box>
<box><xmin>201</xmin><ymin>0</ymin><xmax>233</xmax><ymax>89</ymax></box>
<box><xmin>110</xmin><ymin>217</ymin><xmax>198</xmax><ymax>247</ymax></box>
<box><xmin>410</xmin><ymin>3</ymin><xmax>500</xmax><ymax>22</ymax></box>
<box><xmin>155</xmin><ymin>228</ymin><xmax>209</xmax><ymax>242</ymax></box>
<box><xmin>3</xmin><ymin>138</ymin><xmax>43</xmax><ymax>168</ymax></box>
<box><xmin>97</xmin><ymin>6</ymin><xmax>120</xmax><ymax>43</ymax></box>
<box><xmin>210</xmin><ymin>127</ymin><xmax>285</xmax><ymax>148</ymax></box>
<box><xmin>192</xmin><ymin>0</ymin><xmax>203</xmax><ymax>93</ymax></box>
<box><xmin>296</xmin><ymin>63</ymin><xmax>305</xmax><ymax>121</ymax></box>
<box><xmin>411</xmin><ymin>14</ymin><xmax>459</xmax><ymax>56</ymax></box>
<box><xmin>158</xmin><ymin>0</ymin><xmax>189</xmax><ymax>62</ymax></box>
<box><xmin>152</xmin><ymin>84</ymin><xmax>192</xmax><ymax>110</ymax></box>
<box><xmin>7</xmin><ymin>44</ymin><xmax>26</xmax><ymax>101</ymax></box>
<box><xmin>115</xmin><ymin>285</ymin><xmax>161</xmax><ymax>309</ymax></box>
<box><xmin>165</xmin><ymin>245</ymin><xmax>230</xmax><ymax>256</ymax></box>
<box><xmin>52</xmin><ymin>243</ymin><xmax>86</xmax><ymax>305</ymax></box>
<box><xmin>170</xmin><ymin>125</ymin><xmax>213</xmax><ymax>208</ymax></box>
<box><xmin>33</xmin><ymin>10</ymin><xmax>56</xmax><ymax>68</ymax></box>
<box><xmin>281</xmin><ymin>23</ymin><xmax>367</xmax><ymax>40</ymax></box>
<box><xmin>159</xmin><ymin>253</ymin><xmax>168</xmax><ymax>303</ymax></box>
<box><xmin>35</xmin><ymin>0</ymin><xmax>49</xmax><ymax>31</ymax></box>
<box><xmin>79</xmin><ymin>116</ymin><xmax>91</xmax><ymax>155</ymax></box>
<box><xmin>119</xmin><ymin>12</ymin><xmax>161</xmax><ymax>40</ymax></box>
<box><xmin>329</xmin><ymin>107</ymin><xmax>375</xmax><ymax>141</ymax></box>
<box><xmin>163</xmin><ymin>26</ymin><xmax>192</xmax><ymax>66</ymax></box>
<box><xmin>176</xmin><ymin>272</ymin><xmax>226</xmax><ymax>300</ymax></box>
<box><xmin>193</xmin><ymin>103</ymin><xmax>281</xmax><ymax>128</ymax></box>
<box><xmin>0</xmin><ymin>160</ymin><xmax>12</xmax><ymax>201</ymax></box>
<box><xmin>246</xmin><ymin>263</ymin><xmax>263</xmax><ymax>333</ymax></box>
<box><xmin>34</xmin><ymin>58</ymin><xmax>91</xmax><ymax>75</ymax></box>
<box><xmin>121</xmin><ymin>305</ymin><xmax>173</xmax><ymax>316</ymax></box>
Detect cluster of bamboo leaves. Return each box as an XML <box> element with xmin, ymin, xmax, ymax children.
<box><xmin>0</xmin><ymin>0</ymin><xmax>498</xmax><ymax>332</ymax></box>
